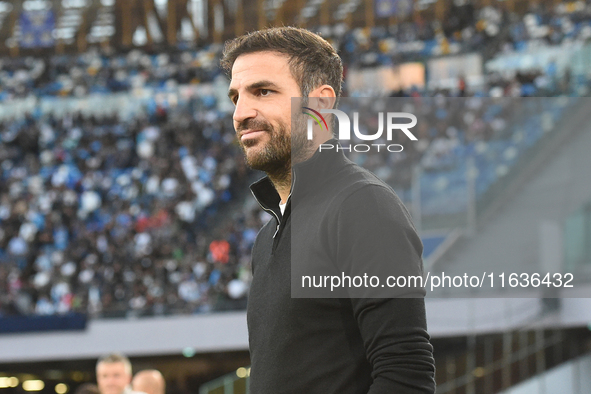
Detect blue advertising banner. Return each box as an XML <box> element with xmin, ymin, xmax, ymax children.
<box><xmin>0</xmin><ymin>313</ymin><xmax>87</xmax><ymax>334</ymax></box>
<box><xmin>19</xmin><ymin>9</ymin><xmax>55</xmax><ymax>48</ymax></box>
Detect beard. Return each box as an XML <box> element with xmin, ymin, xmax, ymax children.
<box><xmin>237</xmin><ymin>114</ymin><xmax>315</xmax><ymax>180</ymax></box>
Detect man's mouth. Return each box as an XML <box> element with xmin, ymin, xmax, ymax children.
<box><xmin>240</xmin><ymin>130</ymin><xmax>266</xmax><ymax>141</ymax></box>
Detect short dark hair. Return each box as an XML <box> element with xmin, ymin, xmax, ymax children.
<box><xmin>221</xmin><ymin>27</ymin><xmax>343</xmax><ymax>103</ymax></box>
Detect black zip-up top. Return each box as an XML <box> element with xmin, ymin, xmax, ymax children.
<box><xmin>247</xmin><ymin>139</ymin><xmax>436</xmax><ymax>394</ymax></box>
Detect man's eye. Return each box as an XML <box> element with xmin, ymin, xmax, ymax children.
<box><xmin>260</xmin><ymin>89</ymin><xmax>271</xmax><ymax>96</ymax></box>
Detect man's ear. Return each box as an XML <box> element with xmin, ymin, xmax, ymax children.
<box><xmin>308</xmin><ymin>84</ymin><xmax>336</xmax><ymax>110</ymax></box>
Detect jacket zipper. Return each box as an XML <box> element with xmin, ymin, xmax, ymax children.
<box><xmin>250</xmin><ymin>172</ymin><xmax>296</xmax><ymax>240</ymax></box>
<box><xmin>250</xmin><ymin>189</ymin><xmax>281</xmax><ymax>238</ymax></box>
<box><xmin>273</xmin><ymin>171</ymin><xmax>295</xmax><ymax>240</ymax></box>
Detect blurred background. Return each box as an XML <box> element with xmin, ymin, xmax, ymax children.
<box><xmin>1</xmin><ymin>0</ymin><xmax>591</xmax><ymax>393</ymax></box>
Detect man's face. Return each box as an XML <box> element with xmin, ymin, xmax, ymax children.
<box><xmin>96</xmin><ymin>362</ymin><xmax>131</xmax><ymax>394</ymax></box>
<box><xmin>228</xmin><ymin>51</ymin><xmax>311</xmax><ymax>173</ymax></box>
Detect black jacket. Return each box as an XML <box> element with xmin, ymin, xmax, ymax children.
<box><xmin>247</xmin><ymin>140</ymin><xmax>436</xmax><ymax>393</ymax></box>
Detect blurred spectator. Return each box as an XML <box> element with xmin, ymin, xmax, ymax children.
<box><xmin>96</xmin><ymin>353</ymin><xmax>137</xmax><ymax>394</ymax></box>
<box><xmin>132</xmin><ymin>370</ymin><xmax>166</xmax><ymax>394</ymax></box>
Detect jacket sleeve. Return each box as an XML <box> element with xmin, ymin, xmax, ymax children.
<box><xmin>334</xmin><ymin>184</ymin><xmax>436</xmax><ymax>393</ymax></box>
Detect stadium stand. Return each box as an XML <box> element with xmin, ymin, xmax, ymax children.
<box><xmin>2</xmin><ymin>0</ymin><xmax>591</xmax><ymax>319</ymax></box>
<box><xmin>0</xmin><ymin>47</ymin><xmax>224</xmax><ymax>100</ymax></box>
<box><xmin>0</xmin><ymin>105</ymin><xmax>260</xmax><ymax>317</ymax></box>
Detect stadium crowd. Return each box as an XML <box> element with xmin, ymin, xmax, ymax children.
<box><xmin>2</xmin><ymin>2</ymin><xmax>591</xmax><ymax>101</ymax></box>
<box><xmin>1</xmin><ymin>2</ymin><xmax>590</xmax><ymax>318</ymax></box>
<box><xmin>0</xmin><ymin>104</ymin><xmax>261</xmax><ymax>317</ymax></box>
<box><xmin>0</xmin><ymin>46</ymin><xmax>223</xmax><ymax>101</ymax></box>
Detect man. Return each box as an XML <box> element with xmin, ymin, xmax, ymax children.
<box><xmin>96</xmin><ymin>353</ymin><xmax>137</xmax><ymax>394</ymax></box>
<box><xmin>131</xmin><ymin>370</ymin><xmax>165</xmax><ymax>394</ymax></box>
<box><xmin>221</xmin><ymin>27</ymin><xmax>435</xmax><ymax>393</ymax></box>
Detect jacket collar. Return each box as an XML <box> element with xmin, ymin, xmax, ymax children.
<box><xmin>249</xmin><ymin>176</ymin><xmax>282</xmax><ymax>221</ymax></box>
<box><xmin>250</xmin><ymin>138</ymin><xmax>349</xmax><ymax>217</ymax></box>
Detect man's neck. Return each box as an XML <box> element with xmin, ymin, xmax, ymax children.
<box><xmin>268</xmin><ymin>171</ymin><xmax>291</xmax><ymax>204</ymax></box>
<box><xmin>267</xmin><ymin>134</ymin><xmax>333</xmax><ymax>204</ymax></box>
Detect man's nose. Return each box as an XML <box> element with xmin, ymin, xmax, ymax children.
<box><xmin>233</xmin><ymin>96</ymin><xmax>257</xmax><ymax>126</ymax></box>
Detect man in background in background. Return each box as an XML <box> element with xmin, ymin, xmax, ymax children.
<box><xmin>96</xmin><ymin>353</ymin><xmax>138</xmax><ymax>394</ymax></box>
<box><xmin>132</xmin><ymin>370</ymin><xmax>166</xmax><ymax>394</ymax></box>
